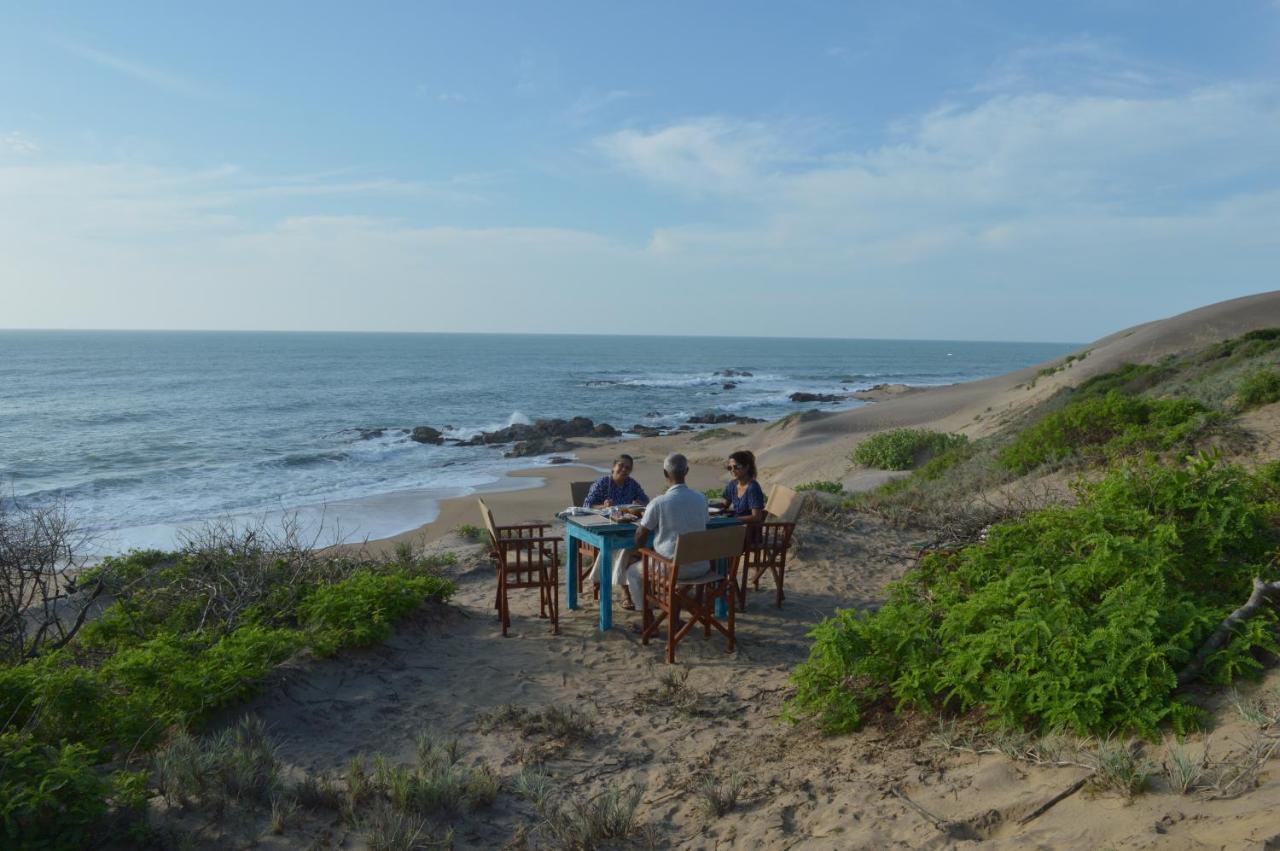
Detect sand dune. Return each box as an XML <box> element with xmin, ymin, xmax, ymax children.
<box><xmin>256</xmin><ymin>290</ymin><xmax>1280</xmax><ymax>849</ymax></box>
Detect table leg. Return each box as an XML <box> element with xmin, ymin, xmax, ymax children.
<box><xmin>598</xmin><ymin>538</ymin><xmax>614</xmax><ymax>631</ymax></box>
<box><xmin>565</xmin><ymin>528</ymin><xmax>578</xmax><ymax>611</ymax></box>
<box><xmin>714</xmin><ymin>557</ymin><xmax>728</xmax><ymax>619</ymax></box>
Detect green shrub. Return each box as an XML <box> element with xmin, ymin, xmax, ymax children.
<box><xmin>1</xmin><ymin>732</ymin><xmax>108</xmax><ymax>850</ymax></box>
<box><xmin>795</xmin><ymin>481</ymin><xmax>843</xmax><ymax>494</ymax></box>
<box><xmin>103</xmin><ymin>626</ymin><xmax>302</xmax><ymax>732</ymax></box>
<box><xmin>1237</xmin><ymin>368</ymin><xmax>1280</xmax><ymax>410</ymax></box>
<box><xmin>1074</xmin><ymin>363</ymin><xmax>1173</xmax><ymax>401</ymax></box>
<box><xmin>300</xmin><ymin>570</ymin><xmax>455</xmax><ymax>657</ymax></box>
<box><xmin>998</xmin><ymin>391</ymin><xmax>1214</xmax><ymax>474</ymax></box>
<box><xmin>453</xmin><ymin>524</ymin><xmax>485</xmax><ymax>542</ymax></box>
<box><xmin>852</xmin><ymin>429</ymin><xmax>969</xmax><ymax>471</ymax></box>
<box><xmin>790</xmin><ymin>456</ymin><xmax>1280</xmax><ymax>738</ymax></box>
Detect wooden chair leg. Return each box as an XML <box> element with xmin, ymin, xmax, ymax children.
<box><xmin>666</xmin><ymin>593</ymin><xmax>677</xmax><ymax>664</ymax></box>
<box><xmin>726</xmin><ymin>579</ymin><xmax>737</xmax><ymax>652</ymax></box>
<box><xmin>549</xmin><ymin>567</ymin><xmax>560</xmax><ymax>635</ymax></box>
<box><xmin>775</xmin><ymin>563</ymin><xmax>785</xmax><ymax>608</ymax></box>
<box><xmin>499</xmin><ymin>575</ymin><xmax>510</xmax><ymax>637</ymax></box>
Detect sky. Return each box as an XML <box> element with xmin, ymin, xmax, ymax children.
<box><xmin>1</xmin><ymin>2</ymin><xmax>1278</xmax><ymax>342</ymax></box>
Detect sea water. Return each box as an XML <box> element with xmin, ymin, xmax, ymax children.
<box><xmin>0</xmin><ymin>331</ymin><xmax>1075</xmax><ymax>554</ymax></box>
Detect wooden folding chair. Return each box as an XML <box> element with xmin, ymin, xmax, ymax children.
<box><xmin>478</xmin><ymin>498</ymin><xmax>560</xmax><ymax>636</ymax></box>
<box><xmin>639</xmin><ymin>525</ymin><xmax>747</xmax><ymax>664</ymax></box>
<box><xmin>737</xmin><ymin>485</ymin><xmax>806</xmax><ymax>610</ymax></box>
<box><xmin>569</xmin><ymin>481</ymin><xmax>599</xmax><ymax>600</ymax></box>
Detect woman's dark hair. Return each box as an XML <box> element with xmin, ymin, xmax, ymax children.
<box><xmin>614</xmin><ymin>454</ymin><xmax>635</xmax><ymax>467</ymax></box>
<box><xmin>727</xmin><ymin>450</ymin><xmax>757</xmax><ymax>480</ymax></box>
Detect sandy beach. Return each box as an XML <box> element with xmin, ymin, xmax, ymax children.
<box><xmin>189</xmin><ymin>290</ymin><xmax>1280</xmax><ymax>849</ymax></box>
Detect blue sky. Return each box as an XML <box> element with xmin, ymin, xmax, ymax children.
<box><xmin>2</xmin><ymin>2</ymin><xmax>1278</xmax><ymax>341</ymax></box>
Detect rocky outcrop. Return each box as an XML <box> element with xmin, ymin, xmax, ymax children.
<box><xmin>505</xmin><ymin>436</ymin><xmax>575</xmax><ymax>457</ymax></box>
<box><xmin>686</xmin><ymin>412</ymin><xmax>766</xmax><ymax>425</ymax></box>
<box><xmin>410</xmin><ymin>426</ymin><xmax>444</xmax><ymax>444</ymax></box>
<box><xmin>722</xmin><ymin>382</ymin><xmax>737</xmax><ymax>390</ymax></box>
<box><xmin>462</xmin><ymin>416</ymin><xmax>611</xmax><ymax>447</ymax></box>
<box><xmin>715</xmin><ymin>369</ymin><xmax>753</xmax><ymax>377</ymax></box>
<box><xmin>457</xmin><ymin>416</ymin><xmax>622</xmax><ymax>455</ymax></box>
<box><xmin>631</xmin><ymin>424</ymin><xmax>662</xmax><ymax>437</ymax></box>
<box><xmin>788</xmin><ymin>392</ymin><xmax>846</xmax><ymax>403</ymax></box>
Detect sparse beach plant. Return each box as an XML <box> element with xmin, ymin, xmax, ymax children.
<box><xmin>697</xmin><ymin>771</ymin><xmax>743</xmax><ymax>817</ymax></box>
<box><xmin>540</xmin><ymin>782</ymin><xmax>644</xmax><ymax>850</ymax></box>
<box><xmin>1163</xmin><ymin>740</ymin><xmax>1209</xmax><ymax>795</ymax></box>
<box><xmin>294</xmin><ymin>770</ymin><xmax>344</xmax><ymax>811</ymax></box>
<box><xmin>852</xmin><ymin>429</ymin><xmax>968</xmax><ymax>471</ymax></box>
<box><xmin>453</xmin><ymin>523</ymin><xmax>486</xmax><ymax>542</ymax></box>
<box><xmin>1237</xmin><ymin>367</ymin><xmax>1280</xmax><ymax>410</ymax></box>
<box><xmin>362</xmin><ymin>802</ymin><xmax>440</xmax><ymax>851</ymax></box>
<box><xmin>795</xmin><ymin>480</ymin><xmax>844</xmax><ymax>493</ymax></box>
<box><xmin>1086</xmin><ymin>739</ymin><xmax>1152</xmax><ymax>798</ymax></box>
<box><xmin>514</xmin><ymin>767</ymin><xmax>555</xmax><ymax>812</ymax></box>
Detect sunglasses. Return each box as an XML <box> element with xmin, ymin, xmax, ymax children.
<box><xmin>726</xmin><ymin>463</ymin><xmax>744</xmax><ymax>471</ymax></box>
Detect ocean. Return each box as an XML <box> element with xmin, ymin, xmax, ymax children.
<box><xmin>0</xmin><ymin>330</ymin><xmax>1076</xmax><ymax>555</ymax></box>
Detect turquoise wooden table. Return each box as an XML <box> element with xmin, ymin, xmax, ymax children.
<box><xmin>564</xmin><ymin>512</ymin><xmax>742</xmax><ymax>631</ymax></box>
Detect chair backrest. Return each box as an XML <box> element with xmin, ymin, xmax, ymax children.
<box><xmin>570</xmin><ymin>480</ymin><xmax>593</xmax><ymax>507</ymax></box>
<box><xmin>766</xmin><ymin>484</ymin><xmax>805</xmax><ymax>524</ymax></box>
<box><xmin>672</xmin><ymin>524</ymin><xmax>748</xmax><ymax>564</ymax></box>
<box><xmin>477</xmin><ymin>498</ymin><xmax>499</xmax><ymax>546</ymax></box>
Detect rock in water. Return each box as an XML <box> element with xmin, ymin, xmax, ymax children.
<box><xmin>410</xmin><ymin>426</ymin><xmax>444</xmax><ymax>444</ymax></box>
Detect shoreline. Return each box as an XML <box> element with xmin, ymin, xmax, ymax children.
<box><xmin>358</xmin><ymin>383</ymin><xmax>934</xmax><ymax>554</ymax></box>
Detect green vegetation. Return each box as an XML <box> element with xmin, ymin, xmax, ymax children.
<box><xmin>0</xmin><ymin>523</ymin><xmax>456</xmax><ymax>848</ymax></box>
<box><xmin>998</xmin><ymin>391</ymin><xmax>1216</xmax><ymax>474</ymax></box>
<box><xmin>453</xmin><ymin>523</ymin><xmax>486</xmax><ymax>542</ymax></box>
<box><xmin>691</xmin><ymin>427</ymin><xmax>745</xmax><ymax>442</ymax></box>
<box><xmin>790</xmin><ymin>455</ymin><xmax>1280</xmax><ymax>738</ymax></box>
<box><xmin>1237</xmin><ymin>367</ymin><xmax>1280</xmax><ymax>410</ymax></box>
<box><xmin>851</xmin><ymin>429</ymin><xmax>969</xmax><ymax>471</ymax></box>
<box><xmin>795</xmin><ymin>481</ymin><xmax>844</xmax><ymax>494</ymax></box>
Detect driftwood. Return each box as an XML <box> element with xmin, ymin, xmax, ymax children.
<box><xmin>1016</xmin><ymin>774</ymin><xmax>1091</xmax><ymax>826</ymax></box>
<box><xmin>1177</xmin><ymin>577</ymin><xmax>1280</xmax><ymax>687</ymax></box>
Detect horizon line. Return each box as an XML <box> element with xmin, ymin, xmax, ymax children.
<box><xmin>0</xmin><ymin>326</ymin><xmax>1083</xmax><ymax>348</ymax></box>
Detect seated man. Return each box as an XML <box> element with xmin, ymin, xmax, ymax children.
<box><xmin>623</xmin><ymin>452</ymin><xmax>712</xmax><ymax>615</ymax></box>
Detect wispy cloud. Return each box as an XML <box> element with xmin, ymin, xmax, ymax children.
<box><xmin>974</xmin><ymin>34</ymin><xmax>1198</xmax><ymax>97</ymax></box>
<box><xmin>436</xmin><ymin>92</ymin><xmax>468</xmax><ymax>104</ymax></box>
<box><xmin>567</xmin><ymin>89</ymin><xmax>640</xmax><ymax>125</ymax></box>
<box><xmin>595</xmin><ymin>117</ymin><xmax>786</xmax><ymax>198</ymax></box>
<box><xmin>2</xmin><ymin>131</ymin><xmax>39</xmax><ymax>155</ymax></box>
<box><xmin>52</xmin><ymin>37</ymin><xmax>216</xmax><ymax>99</ymax></box>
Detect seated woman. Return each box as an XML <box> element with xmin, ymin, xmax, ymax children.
<box><xmin>583</xmin><ymin>454</ymin><xmax>649</xmax><ymax>609</ymax></box>
<box><xmin>723</xmin><ymin>449</ymin><xmax>768</xmax><ymax>590</ymax></box>
<box><xmin>722</xmin><ymin>450</ymin><xmax>765</xmax><ymax>524</ymax></box>
<box><xmin>583</xmin><ymin>454</ymin><xmax>649</xmax><ymax>509</ymax></box>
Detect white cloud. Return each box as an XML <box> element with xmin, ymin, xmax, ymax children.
<box><xmin>436</xmin><ymin>92</ymin><xmax>467</xmax><ymax>104</ymax></box>
<box><xmin>2</xmin><ymin>131</ymin><xmax>39</xmax><ymax>155</ymax></box>
<box><xmin>595</xmin><ymin>117</ymin><xmax>786</xmax><ymax>198</ymax></box>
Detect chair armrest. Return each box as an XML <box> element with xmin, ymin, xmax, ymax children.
<box><xmin>496</xmin><ymin>523</ymin><xmax>552</xmax><ymax>536</ymax></box>
<box><xmin>636</xmin><ymin>547</ymin><xmax>674</xmax><ymax>567</ymax></box>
